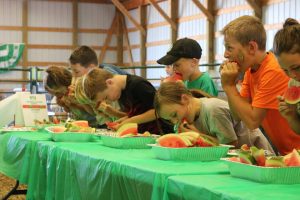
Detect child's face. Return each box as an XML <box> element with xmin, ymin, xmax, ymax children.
<box><xmin>172</xmin><ymin>58</ymin><xmax>196</xmax><ymax>80</ymax></box>
<box><xmin>165</xmin><ymin>65</ymin><xmax>174</xmax><ymax>76</ymax></box>
<box><xmin>223</xmin><ymin>35</ymin><xmax>252</xmax><ymax>72</ymax></box>
<box><xmin>278</xmin><ymin>52</ymin><xmax>300</xmax><ymax>82</ymax></box>
<box><xmin>94</xmin><ymin>80</ymin><xmax>121</xmax><ymax>104</ymax></box>
<box><xmin>70</xmin><ymin>63</ymin><xmax>90</xmax><ymax>77</ymax></box>
<box><xmin>159</xmin><ymin>103</ymin><xmax>188</xmax><ymax>125</ymax></box>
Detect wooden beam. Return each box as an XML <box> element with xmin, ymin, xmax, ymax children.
<box><xmin>72</xmin><ymin>0</ymin><xmax>78</xmax><ymax>48</ymax></box>
<box><xmin>111</xmin><ymin>0</ymin><xmax>146</xmax><ymax>36</ymax></box>
<box><xmin>116</xmin><ymin>10</ymin><xmax>123</xmax><ymax>65</ymax></box>
<box><xmin>149</xmin><ymin>0</ymin><xmax>177</xmax><ymax>30</ymax></box>
<box><xmin>246</xmin><ymin>0</ymin><xmax>262</xmax><ymax>19</ymax></box>
<box><xmin>123</xmin><ymin>0</ymin><xmax>166</xmax><ymax>10</ymax></box>
<box><xmin>207</xmin><ymin>0</ymin><xmax>215</xmax><ymax>64</ymax></box>
<box><xmin>169</xmin><ymin>0</ymin><xmax>178</xmax><ymax>43</ymax></box>
<box><xmin>192</xmin><ymin>0</ymin><xmax>214</xmax><ymax>23</ymax></box>
<box><xmin>139</xmin><ymin>5</ymin><xmax>147</xmax><ymax>78</ymax></box>
<box><xmin>22</xmin><ymin>0</ymin><xmax>28</xmax><ymax>88</ymax></box>
<box><xmin>98</xmin><ymin>14</ymin><xmax>118</xmax><ymax>64</ymax></box>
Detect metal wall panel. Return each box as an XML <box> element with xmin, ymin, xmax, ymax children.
<box><xmin>28</xmin><ymin>32</ymin><xmax>72</xmax><ymax>45</ymax></box>
<box><xmin>0</xmin><ymin>30</ymin><xmax>22</xmax><ymax>43</ymax></box>
<box><xmin>125</xmin><ymin>9</ymin><xmax>138</xmax><ymax>28</ymax></box>
<box><xmin>0</xmin><ymin>0</ymin><xmax>22</xmax><ymax>26</ymax></box>
<box><xmin>28</xmin><ymin>1</ymin><xmax>72</xmax><ymax>28</ymax></box>
<box><xmin>147</xmin><ymin>1</ymin><xmax>169</xmax><ymax>24</ymax></box>
<box><xmin>78</xmin><ymin>33</ymin><xmax>117</xmax><ymax>46</ymax></box>
<box><xmin>78</xmin><ymin>3</ymin><xmax>115</xmax><ymax>29</ymax></box>
<box><xmin>147</xmin><ymin>26</ymin><xmax>171</xmax><ymax>42</ymax></box>
<box><xmin>28</xmin><ymin>49</ymin><xmax>72</xmax><ymax>62</ymax></box>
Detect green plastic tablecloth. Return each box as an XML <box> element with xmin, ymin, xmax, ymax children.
<box><xmin>26</xmin><ymin>141</ymin><xmax>229</xmax><ymax>200</ymax></box>
<box><xmin>0</xmin><ymin>131</ymin><xmax>51</xmax><ymax>183</ymax></box>
<box><xmin>164</xmin><ymin>174</ymin><xmax>300</xmax><ymax>200</ymax></box>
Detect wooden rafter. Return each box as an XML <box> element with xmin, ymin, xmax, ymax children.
<box><xmin>98</xmin><ymin>14</ymin><xmax>118</xmax><ymax>64</ymax></box>
<box><xmin>149</xmin><ymin>0</ymin><xmax>177</xmax><ymax>30</ymax></box>
<box><xmin>111</xmin><ymin>0</ymin><xmax>146</xmax><ymax>36</ymax></box>
<box><xmin>246</xmin><ymin>0</ymin><xmax>262</xmax><ymax>19</ymax></box>
<box><xmin>191</xmin><ymin>0</ymin><xmax>214</xmax><ymax>23</ymax></box>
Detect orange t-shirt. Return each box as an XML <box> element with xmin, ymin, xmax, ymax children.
<box><xmin>240</xmin><ymin>52</ymin><xmax>300</xmax><ymax>155</ymax></box>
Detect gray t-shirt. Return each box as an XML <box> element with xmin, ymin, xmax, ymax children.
<box><xmin>194</xmin><ymin>98</ymin><xmax>273</xmax><ymax>151</ymax></box>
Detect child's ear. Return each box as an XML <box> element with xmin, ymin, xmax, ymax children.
<box><xmin>181</xmin><ymin>94</ymin><xmax>190</xmax><ymax>105</ymax></box>
<box><xmin>106</xmin><ymin>78</ymin><xmax>113</xmax><ymax>86</ymax></box>
<box><xmin>248</xmin><ymin>41</ymin><xmax>258</xmax><ymax>55</ymax></box>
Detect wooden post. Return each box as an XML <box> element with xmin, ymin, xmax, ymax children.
<box><xmin>169</xmin><ymin>0</ymin><xmax>178</xmax><ymax>43</ymax></box>
<box><xmin>207</xmin><ymin>0</ymin><xmax>215</xmax><ymax>65</ymax></box>
<box><xmin>22</xmin><ymin>0</ymin><xmax>28</xmax><ymax>86</ymax></box>
<box><xmin>116</xmin><ymin>10</ymin><xmax>123</xmax><ymax>66</ymax></box>
<box><xmin>139</xmin><ymin>5</ymin><xmax>147</xmax><ymax>78</ymax></box>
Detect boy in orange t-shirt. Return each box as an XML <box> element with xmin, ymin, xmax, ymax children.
<box><xmin>220</xmin><ymin>15</ymin><xmax>300</xmax><ymax>155</ymax></box>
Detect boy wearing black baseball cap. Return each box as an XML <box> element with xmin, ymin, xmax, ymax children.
<box><xmin>157</xmin><ymin>37</ymin><xmax>218</xmax><ymax>96</ymax></box>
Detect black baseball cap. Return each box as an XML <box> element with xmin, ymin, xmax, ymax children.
<box><xmin>157</xmin><ymin>37</ymin><xmax>202</xmax><ymax>65</ymax></box>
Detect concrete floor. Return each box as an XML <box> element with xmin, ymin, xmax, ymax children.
<box><xmin>0</xmin><ymin>173</ymin><xmax>26</xmax><ymax>200</ymax></box>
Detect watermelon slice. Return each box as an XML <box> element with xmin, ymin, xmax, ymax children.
<box><xmin>238</xmin><ymin>151</ymin><xmax>256</xmax><ymax>165</ymax></box>
<box><xmin>250</xmin><ymin>146</ymin><xmax>266</xmax><ymax>166</ymax></box>
<box><xmin>283</xmin><ymin>149</ymin><xmax>300</xmax><ymax>166</ymax></box>
<box><xmin>163</xmin><ymin>73</ymin><xmax>183</xmax><ymax>82</ymax></box>
<box><xmin>265</xmin><ymin>157</ymin><xmax>286</xmax><ymax>167</ymax></box>
<box><xmin>284</xmin><ymin>86</ymin><xmax>300</xmax><ymax>104</ymax></box>
<box><xmin>50</xmin><ymin>126</ymin><xmax>66</xmax><ymax>133</ymax></box>
<box><xmin>195</xmin><ymin>135</ymin><xmax>218</xmax><ymax>147</ymax></box>
<box><xmin>157</xmin><ymin>134</ymin><xmax>188</xmax><ymax>148</ymax></box>
<box><xmin>71</xmin><ymin>120</ymin><xmax>89</xmax><ymax>127</ymax></box>
<box><xmin>117</xmin><ymin>123</ymin><xmax>138</xmax><ymax>137</ymax></box>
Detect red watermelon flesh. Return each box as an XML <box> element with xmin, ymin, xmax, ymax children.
<box><xmin>71</xmin><ymin>120</ymin><xmax>89</xmax><ymax>127</ymax></box>
<box><xmin>284</xmin><ymin>86</ymin><xmax>300</xmax><ymax>104</ymax></box>
<box><xmin>283</xmin><ymin>149</ymin><xmax>300</xmax><ymax>166</ymax></box>
<box><xmin>195</xmin><ymin>135</ymin><xmax>218</xmax><ymax>147</ymax></box>
<box><xmin>228</xmin><ymin>157</ymin><xmax>241</xmax><ymax>163</ymax></box>
<box><xmin>157</xmin><ymin>134</ymin><xmax>188</xmax><ymax>148</ymax></box>
<box><xmin>250</xmin><ymin>146</ymin><xmax>266</xmax><ymax>166</ymax></box>
<box><xmin>117</xmin><ymin>123</ymin><xmax>138</xmax><ymax>137</ymax></box>
<box><xmin>51</xmin><ymin>126</ymin><xmax>66</xmax><ymax>133</ymax></box>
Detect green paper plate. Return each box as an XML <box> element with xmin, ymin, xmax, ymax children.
<box><xmin>222</xmin><ymin>158</ymin><xmax>300</xmax><ymax>184</ymax></box>
<box><xmin>101</xmin><ymin>135</ymin><xmax>156</xmax><ymax>149</ymax></box>
<box><xmin>149</xmin><ymin>144</ymin><xmax>231</xmax><ymax>161</ymax></box>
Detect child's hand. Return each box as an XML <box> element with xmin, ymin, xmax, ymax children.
<box><xmin>68</xmin><ymin>85</ymin><xmax>75</xmax><ymax>97</ymax></box>
<box><xmin>277</xmin><ymin>95</ymin><xmax>298</xmax><ymax>119</ymax></box>
<box><xmin>220</xmin><ymin>61</ymin><xmax>240</xmax><ymax>88</ymax></box>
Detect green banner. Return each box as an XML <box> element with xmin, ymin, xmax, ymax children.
<box><xmin>0</xmin><ymin>43</ymin><xmax>25</xmax><ymax>71</ymax></box>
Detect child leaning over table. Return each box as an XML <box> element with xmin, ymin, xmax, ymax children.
<box><xmin>273</xmin><ymin>18</ymin><xmax>300</xmax><ymax>134</ymax></box>
<box><xmin>154</xmin><ymin>81</ymin><xmax>274</xmax><ymax>152</ymax></box>
<box><xmin>78</xmin><ymin>68</ymin><xmax>173</xmax><ymax>135</ymax></box>
<box><xmin>44</xmin><ymin>65</ymin><xmax>106</xmax><ymax>127</ymax></box>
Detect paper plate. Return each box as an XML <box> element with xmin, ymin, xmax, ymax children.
<box><xmin>221</xmin><ymin>158</ymin><xmax>300</xmax><ymax>184</ymax></box>
<box><xmin>45</xmin><ymin>126</ymin><xmax>94</xmax><ymax>142</ymax></box>
<box><xmin>101</xmin><ymin>135</ymin><xmax>156</xmax><ymax>149</ymax></box>
<box><xmin>149</xmin><ymin>144</ymin><xmax>231</xmax><ymax>161</ymax></box>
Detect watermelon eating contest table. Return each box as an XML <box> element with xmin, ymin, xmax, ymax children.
<box><xmin>0</xmin><ymin>131</ymin><xmax>299</xmax><ymax>200</ymax></box>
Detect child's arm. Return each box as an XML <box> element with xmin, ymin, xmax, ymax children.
<box><xmin>117</xmin><ymin>109</ymin><xmax>156</xmax><ymax>127</ymax></box>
